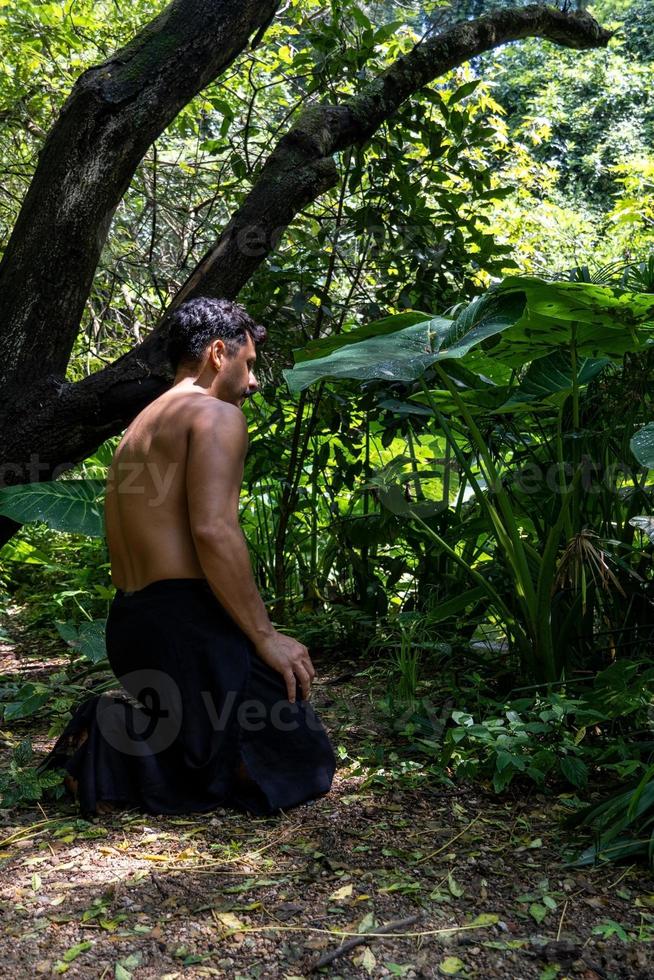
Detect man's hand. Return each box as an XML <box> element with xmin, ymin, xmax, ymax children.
<box><xmin>255</xmin><ymin>630</ymin><xmax>316</xmax><ymax>702</ymax></box>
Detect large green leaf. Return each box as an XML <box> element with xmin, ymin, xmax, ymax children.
<box><xmin>0</xmin><ymin>539</ymin><xmax>52</xmax><ymax>564</ymax></box>
<box><xmin>284</xmin><ymin>317</ymin><xmax>448</xmax><ymax>393</ymax></box>
<box><xmin>491</xmin><ymin>277</ymin><xmax>654</xmax><ymax>366</ymax></box>
<box><xmin>403</xmin><ymin>385</ymin><xmax>509</xmax><ymax>417</ymax></box>
<box><xmin>56</xmin><ymin>619</ymin><xmax>108</xmax><ymax>664</ymax></box>
<box><xmin>283</xmin><ymin>291</ymin><xmax>526</xmax><ymax>394</ymax></box>
<box><xmin>630</xmin><ymin>423</ymin><xmax>654</xmax><ymax>468</ymax></box>
<box><xmin>363</xmin><ymin>455</ymin><xmax>444</xmax><ymax>518</ymax></box>
<box><xmin>293</xmin><ymin>311</ymin><xmax>430</xmax><ymax>364</ymax></box>
<box><xmin>498</xmin><ymin>350</ymin><xmax>610</xmax><ymax>411</ymax></box>
<box><xmin>0</xmin><ymin>479</ymin><xmax>106</xmax><ymax>537</ymax></box>
<box><xmin>629</xmin><ymin>516</ymin><xmax>654</xmax><ymax>544</ymax></box>
<box><xmin>397</xmin><ymin>359</ymin><xmax>509</xmax><ymax>417</ymax></box>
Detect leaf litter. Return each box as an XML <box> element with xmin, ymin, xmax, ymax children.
<box><xmin>1</xmin><ymin>619</ymin><xmax>654</xmax><ymax>977</ymax></box>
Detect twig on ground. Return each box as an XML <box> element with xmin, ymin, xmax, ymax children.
<box><xmin>413</xmin><ymin>816</ymin><xmax>481</xmax><ymax>866</ymax></box>
<box><xmin>603</xmin><ymin>864</ymin><xmax>634</xmax><ymax>893</ymax></box>
<box><xmin>309</xmin><ymin>914</ymin><xmax>420</xmax><ymax>971</ymax></box>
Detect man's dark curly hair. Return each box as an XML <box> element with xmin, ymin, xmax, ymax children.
<box><xmin>166</xmin><ymin>297</ymin><xmax>267</xmax><ymax>373</ymax></box>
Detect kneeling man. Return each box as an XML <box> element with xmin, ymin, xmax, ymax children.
<box><xmin>40</xmin><ymin>297</ymin><xmax>336</xmax><ymax>817</ymax></box>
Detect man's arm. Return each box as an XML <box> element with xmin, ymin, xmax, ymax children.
<box><xmin>186</xmin><ymin>402</ymin><xmax>314</xmax><ymax>701</ymax></box>
<box><xmin>186</xmin><ymin>402</ymin><xmax>272</xmax><ymax>643</ymax></box>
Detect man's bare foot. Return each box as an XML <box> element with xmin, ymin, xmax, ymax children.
<box><xmin>95</xmin><ymin>800</ymin><xmax>118</xmax><ymax>814</ymax></box>
<box><xmin>64</xmin><ymin>772</ymin><xmax>78</xmax><ymax>798</ymax></box>
<box><xmin>62</xmin><ymin>727</ymin><xmax>88</xmax><ymax>800</ymax></box>
<box><xmin>62</xmin><ymin>726</ymin><xmax>88</xmax><ymax>758</ymax></box>
<box><xmin>72</xmin><ymin>727</ymin><xmax>89</xmax><ymax>751</ymax></box>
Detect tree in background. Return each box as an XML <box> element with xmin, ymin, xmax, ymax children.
<box><xmin>0</xmin><ymin>1</ymin><xmax>611</xmax><ymax>550</ymax></box>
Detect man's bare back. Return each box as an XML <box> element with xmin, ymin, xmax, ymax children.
<box><xmin>105</xmin><ymin>388</ymin><xmax>226</xmax><ymax>592</ymax></box>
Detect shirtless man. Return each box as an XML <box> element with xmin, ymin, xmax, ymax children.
<box><xmin>104</xmin><ymin>297</ymin><xmax>315</xmax><ymax>704</ymax></box>
<box><xmin>44</xmin><ymin>297</ymin><xmax>334</xmax><ymax>815</ymax></box>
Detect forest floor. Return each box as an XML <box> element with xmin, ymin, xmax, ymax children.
<box><xmin>1</xmin><ymin>602</ymin><xmax>653</xmax><ymax>980</ymax></box>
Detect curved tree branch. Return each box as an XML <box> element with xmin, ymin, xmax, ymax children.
<box><xmin>0</xmin><ymin>4</ymin><xmax>612</xmax><ymax>545</ymax></box>
<box><xmin>0</xmin><ymin>0</ymin><xmax>281</xmax><ymax>388</ymax></box>
<box><xmin>173</xmin><ymin>3</ymin><xmax>612</xmax><ymax>304</ymax></box>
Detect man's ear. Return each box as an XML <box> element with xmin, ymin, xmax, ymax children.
<box><xmin>209</xmin><ymin>339</ymin><xmax>225</xmax><ymax>367</ymax></box>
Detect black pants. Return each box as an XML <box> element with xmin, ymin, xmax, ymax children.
<box><xmin>39</xmin><ymin>579</ymin><xmax>336</xmax><ymax>817</ymax></box>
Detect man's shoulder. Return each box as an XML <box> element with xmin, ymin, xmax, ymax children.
<box><xmin>186</xmin><ymin>398</ymin><xmax>247</xmax><ymax>443</ymax></box>
<box><xmin>189</xmin><ymin>398</ymin><xmax>245</xmax><ymax>425</ymax></box>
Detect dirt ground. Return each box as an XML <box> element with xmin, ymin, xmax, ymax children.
<box><xmin>1</xmin><ymin>611</ymin><xmax>653</xmax><ymax>979</ymax></box>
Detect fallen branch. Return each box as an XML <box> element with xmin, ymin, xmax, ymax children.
<box><xmin>310</xmin><ymin>914</ymin><xmax>420</xmax><ymax>971</ymax></box>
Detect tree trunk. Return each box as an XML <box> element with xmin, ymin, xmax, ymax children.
<box><xmin>0</xmin><ymin>5</ymin><xmax>612</xmax><ymax>549</ymax></box>
<box><xmin>0</xmin><ymin>0</ymin><xmax>281</xmax><ymax>389</ymax></box>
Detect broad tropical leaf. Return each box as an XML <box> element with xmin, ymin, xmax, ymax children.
<box><xmin>56</xmin><ymin>620</ymin><xmax>108</xmax><ymax>664</ymax></box>
<box><xmin>630</xmin><ymin>423</ymin><xmax>654</xmax><ymax>469</ymax></box>
<box><xmin>403</xmin><ymin>359</ymin><xmax>509</xmax><ymax>416</ymax></box>
<box><xmin>499</xmin><ymin>350</ymin><xmax>610</xmax><ymax>410</ymax></box>
<box><xmin>629</xmin><ymin>516</ymin><xmax>654</xmax><ymax>544</ymax></box>
<box><xmin>0</xmin><ymin>479</ymin><xmax>106</xmax><ymax>537</ymax></box>
<box><xmin>363</xmin><ymin>455</ymin><xmax>445</xmax><ymax>518</ymax></box>
<box><xmin>491</xmin><ymin>277</ymin><xmax>654</xmax><ymax>366</ymax></box>
<box><xmin>293</xmin><ymin>311</ymin><xmax>430</xmax><ymax>364</ymax></box>
<box><xmin>283</xmin><ymin>292</ymin><xmax>526</xmax><ymax>394</ymax></box>
<box><xmin>376</xmin><ymin>398</ymin><xmax>433</xmax><ymax>416</ymax></box>
<box><xmin>284</xmin><ymin>317</ymin><xmax>449</xmax><ymax>393</ymax></box>
<box><xmin>0</xmin><ymin>539</ymin><xmax>52</xmax><ymax>564</ymax></box>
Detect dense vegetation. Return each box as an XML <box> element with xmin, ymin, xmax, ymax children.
<box><xmin>1</xmin><ymin>0</ymin><xmax>654</xmax><ymax>870</ymax></box>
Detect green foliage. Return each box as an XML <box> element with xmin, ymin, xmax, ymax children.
<box><xmin>1</xmin><ymin>522</ymin><xmax>112</xmax><ymax>627</ymax></box>
<box><xmin>473</xmin><ymin>0</ymin><xmax>654</xmax><ymax>272</ymax></box>
<box><xmin>407</xmin><ymin>659</ymin><xmax>654</xmax><ymax>793</ymax></box>
<box><xmin>283</xmin><ymin>291</ymin><xmax>525</xmax><ymax>392</ymax></box>
<box><xmin>570</xmin><ymin>765</ymin><xmax>654</xmax><ymax>866</ymax></box>
<box><xmin>283</xmin><ymin>271</ymin><xmax>654</xmax><ymax>683</ymax></box>
<box><xmin>376</xmin><ymin>611</ymin><xmax>452</xmax><ymax>713</ymax></box>
<box><xmin>630</xmin><ymin>422</ymin><xmax>654</xmax><ymax>468</ymax></box>
<box><xmin>55</xmin><ymin>620</ymin><xmax>108</xmax><ymax>666</ymax></box>
<box><xmin>441</xmin><ymin>700</ymin><xmax>590</xmax><ymax>793</ymax></box>
<box><xmin>0</xmin><ymin>663</ymin><xmax>104</xmax><ymax>730</ymax></box>
<box><xmin>0</xmin><ymin>479</ymin><xmax>106</xmax><ymax>537</ymax></box>
<box><xmin>0</xmin><ymin>738</ymin><xmax>66</xmax><ymax>807</ymax></box>
<box><xmin>2</xmin><ymin>0</ymin><xmax>654</xmax><ymax>865</ymax></box>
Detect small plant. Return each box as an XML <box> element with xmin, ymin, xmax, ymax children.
<box><xmin>0</xmin><ymin>663</ymin><xmax>111</xmax><ymax>734</ymax></box>
<box><xmin>437</xmin><ymin>695</ymin><xmax>590</xmax><ymax>792</ymax></box>
<box><xmin>569</xmin><ymin>764</ymin><xmax>654</xmax><ymax>866</ymax></box>
<box><xmin>411</xmin><ymin>661</ymin><xmax>654</xmax><ymax>794</ymax></box>
<box><xmin>391</xmin><ymin>615</ymin><xmax>422</xmax><ymax>708</ymax></box>
<box><xmin>368</xmin><ymin>612</ymin><xmax>452</xmax><ymax>727</ymax></box>
<box><xmin>0</xmin><ymin>738</ymin><xmax>66</xmax><ymax>807</ymax></box>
